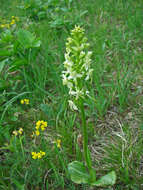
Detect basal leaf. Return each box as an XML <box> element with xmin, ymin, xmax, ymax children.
<box><xmin>92</xmin><ymin>171</ymin><xmax>116</xmax><ymax>187</ymax></box>
<box><xmin>68</xmin><ymin>161</ymin><xmax>90</xmax><ymax>184</ymax></box>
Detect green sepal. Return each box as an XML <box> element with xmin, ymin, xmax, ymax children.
<box><xmin>91</xmin><ymin>171</ymin><xmax>116</xmax><ymax>186</ymax></box>
<box><xmin>68</xmin><ymin>161</ymin><xmax>90</xmax><ymax>184</ymax></box>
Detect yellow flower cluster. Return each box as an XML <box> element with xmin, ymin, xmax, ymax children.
<box><xmin>13</xmin><ymin>128</ymin><xmax>23</xmax><ymax>136</ymax></box>
<box><xmin>0</xmin><ymin>16</ymin><xmax>19</xmax><ymax>29</ymax></box>
<box><xmin>13</xmin><ymin>16</ymin><xmax>19</xmax><ymax>20</ymax></box>
<box><xmin>35</xmin><ymin>120</ymin><xmax>47</xmax><ymax>136</ymax></box>
<box><xmin>31</xmin><ymin>151</ymin><xmax>45</xmax><ymax>159</ymax></box>
<box><xmin>20</xmin><ymin>99</ymin><xmax>29</xmax><ymax>105</ymax></box>
<box><xmin>54</xmin><ymin>139</ymin><xmax>61</xmax><ymax>148</ymax></box>
<box><xmin>0</xmin><ymin>23</ymin><xmax>10</xmax><ymax>29</ymax></box>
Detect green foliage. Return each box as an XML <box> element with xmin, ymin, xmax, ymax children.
<box><xmin>91</xmin><ymin>171</ymin><xmax>116</xmax><ymax>187</ymax></box>
<box><xmin>0</xmin><ymin>0</ymin><xmax>143</xmax><ymax>189</ymax></box>
<box><xmin>0</xmin><ymin>28</ymin><xmax>40</xmax><ymax>71</ymax></box>
<box><xmin>17</xmin><ymin>29</ymin><xmax>41</xmax><ymax>49</ymax></box>
<box><xmin>18</xmin><ymin>0</ymin><xmax>47</xmax><ymax>20</ymax></box>
<box><xmin>68</xmin><ymin>161</ymin><xmax>90</xmax><ymax>184</ymax></box>
<box><xmin>68</xmin><ymin>161</ymin><xmax>116</xmax><ymax>186</ymax></box>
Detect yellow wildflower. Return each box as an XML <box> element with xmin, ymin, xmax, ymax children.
<box><xmin>57</xmin><ymin>139</ymin><xmax>61</xmax><ymax>148</ymax></box>
<box><xmin>43</xmin><ymin>121</ymin><xmax>47</xmax><ymax>127</ymax></box>
<box><xmin>37</xmin><ymin>152</ymin><xmax>42</xmax><ymax>159</ymax></box>
<box><xmin>36</xmin><ymin>120</ymin><xmax>41</xmax><ymax>126</ymax></box>
<box><xmin>31</xmin><ymin>152</ymin><xmax>37</xmax><ymax>159</ymax></box>
<box><xmin>24</xmin><ymin>99</ymin><xmax>29</xmax><ymax>104</ymax></box>
<box><xmin>40</xmin><ymin>151</ymin><xmax>45</xmax><ymax>156</ymax></box>
<box><xmin>20</xmin><ymin>99</ymin><xmax>24</xmax><ymax>104</ymax></box>
<box><xmin>20</xmin><ymin>99</ymin><xmax>29</xmax><ymax>105</ymax></box>
<box><xmin>0</xmin><ymin>24</ymin><xmax>5</xmax><ymax>28</ymax></box>
<box><xmin>13</xmin><ymin>128</ymin><xmax>23</xmax><ymax>136</ymax></box>
<box><xmin>41</xmin><ymin>125</ymin><xmax>45</xmax><ymax>131</ymax></box>
<box><xmin>35</xmin><ymin>130</ymin><xmax>40</xmax><ymax>136</ymax></box>
<box><xmin>10</xmin><ymin>19</ymin><xmax>15</xmax><ymax>25</ymax></box>
<box><xmin>35</xmin><ymin>120</ymin><xmax>47</xmax><ymax>132</ymax></box>
<box><xmin>0</xmin><ymin>23</ymin><xmax>10</xmax><ymax>28</ymax></box>
<box><xmin>34</xmin><ymin>120</ymin><xmax>47</xmax><ymax>136</ymax></box>
<box><xmin>18</xmin><ymin>128</ymin><xmax>23</xmax><ymax>135</ymax></box>
<box><xmin>54</xmin><ymin>139</ymin><xmax>61</xmax><ymax>148</ymax></box>
<box><xmin>13</xmin><ymin>130</ymin><xmax>18</xmax><ymax>136</ymax></box>
<box><xmin>35</xmin><ymin>125</ymin><xmax>40</xmax><ymax>130</ymax></box>
<box><xmin>31</xmin><ymin>151</ymin><xmax>45</xmax><ymax>159</ymax></box>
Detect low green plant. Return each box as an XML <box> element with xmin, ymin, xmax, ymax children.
<box><xmin>115</xmin><ymin>64</ymin><xmax>134</xmax><ymax>112</ymax></box>
<box><xmin>62</xmin><ymin>25</ymin><xmax>116</xmax><ymax>187</ymax></box>
<box><xmin>0</xmin><ymin>0</ymin><xmax>143</xmax><ymax>189</ymax></box>
<box><xmin>18</xmin><ymin>0</ymin><xmax>48</xmax><ymax>20</ymax></box>
<box><xmin>0</xmin><ymin>28</ymin><xmax>41</xmax><ymax>91</ymax></box>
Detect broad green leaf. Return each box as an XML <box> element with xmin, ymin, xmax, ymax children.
<box><xmin>68</xmin><ymin>161</ymin><xmax>90</xmax><ymax>184</ymax></box>
<box><xmin>17</xmin><ymin>29</ymin><xmax>41</xmax><ymax>49</ymax></box>
<box><xmin>17</xmin><ymin>29</ymin><xmax>34</xmax><ymax>49</ymax></box>
<box><xmin>91</xmin><ymin>171</ymin><xmax>116</xmax><ymax>187</ymax></box>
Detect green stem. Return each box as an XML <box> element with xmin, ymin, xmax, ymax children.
<box><xmin>20</xmin><ymin>137</ymin><xmax>25</xmax><ymax>159</ymax></box>
<box><xmin>79</xmin><ymin>98</ymin><xmax>96</xmax><ymax>181</ymax></box>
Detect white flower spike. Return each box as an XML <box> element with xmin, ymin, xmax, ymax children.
<box><xmin>62</xmin><ymin>25</ymin><xmax>93</xmax><ymax>110</ymax></box>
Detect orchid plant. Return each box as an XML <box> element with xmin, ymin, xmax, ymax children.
<box><xmin>62</xmin><ymin>26</ymin><xmax>116</xmax><ymax>187</ymax></box>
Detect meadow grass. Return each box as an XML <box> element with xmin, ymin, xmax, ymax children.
<box><xmin>0</xmin><ymin>0</ymin><xmax>143</xmax><ymax>189</ymax></box>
